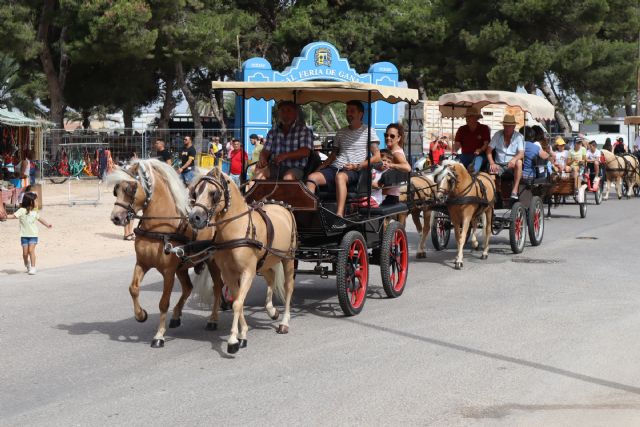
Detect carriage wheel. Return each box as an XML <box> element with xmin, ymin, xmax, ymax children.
<box><xmin>527</xmin><ymin>196</ymin><xmax>544</xmax><ymax>247</ymax></box>
<box><xmin>634</xmin><ymin>184</ymin><xmax>640</xmax><ymax>197</ymax></box>
<box><xmin>430</xmin><ymin>211</ymin><xmax>451</xmax><ymax>251</ymax></box>
<box><xmin>595</xmin><ymin>184</ymin><xmax>603</xmax><ymax>205</ymax></box>
<box><xmin>336</xmin><ymin>231</ymin><xmax>369</xmax><ymax>316</ymax></box>
<box><xmin>380</xmin><ymin>221</ymin><xmax>408</xmax><ymax>298</ymax></box>
<box><xmin>509</xmin><ymin>202</ymin><xmax>526</xmax><ymax>254</ymax></box>
<box><xmin>579</xmin><ymin>202</ymin><xmax>587</xmax><ymax>218</ymax></box>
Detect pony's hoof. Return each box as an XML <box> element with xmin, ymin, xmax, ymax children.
<box><xmin>220</xmin><ymin>301</ymin><xmax>231</xmax><ymax>311</ymax></box>
<box><xmin>454</xmin><ymin>261</ymin><xmax>463</xmax><ymax>270</ymax></box>
<box><xmin>136</xmin><ymin>309</ymin><xmax>148</xmax><ymax>323</ymax></box>
<box><xmin>277</xmin><ymin>324</ymin><xmax>289</xmax><ymax>334</ymax></box>
<box><xmin>481</xmin><ymin>254</ymin><xmax>488</xmax><ymax>260</ymax></box>
<box><xmin>204</xmin><ymin>322</ymin><xmax>217</xmax><ymax>331</ymax></box>
<box><xmin>238</xmin><ymin>339</ymin><xmax>248</xmax><ymax>349</ymax></box>
<box><xmin>416</xmin><ymin>252</ymin><xmax>426</xmax><ymax>259</ymax></box>
<box><xmin>269</xmin><ymin>310</ymin><xmax>280</xmax><ymax>321</ymax></box>
<box><xmin>168</xmin><ymin>318</ymin><xmax>181</xmax><ymax>328</ymax></box>
<box><xmin>472</xmin><ymin>244</ymin><xmax>479</xmax><ymax>251</ymax></box>
<box><xmin>150</xmin><ymin>338</ymin><xmax>164</xmax><ymax>348</ymax></box>
<box><xmin>227</xmin><ymin>342</ymin><xmax>240</xmax><ymax>354</ymax></box>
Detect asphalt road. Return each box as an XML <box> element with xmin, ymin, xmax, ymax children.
<box><xmin>2</xmin><ymin>195</ymin><xmax>640</xmax><ymax>426</ymax></box>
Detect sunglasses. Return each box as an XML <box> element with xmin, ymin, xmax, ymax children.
<box><xmin>384</xmin><ymin>133</ymin><xmax>398</xmax><ymax>139</ymax></box>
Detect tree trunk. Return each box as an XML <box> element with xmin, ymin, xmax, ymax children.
<box><xmin>82</xmin><ymin>110</ymin><xmax>91</xmax><ymax>129</ymax></box>
<box><xmin>37</xmin><ymin>0</ymin><xmax>68</xmax><ymax>133</ymax></box>
<box><xmin>539</xmin><ymin>76</ymin><xmax>572</xmax><ymax>135</ymax></box>
<box><xmin>312</xmin><ymin>104</ymin><xmax>334</xmax><ymax>133</ymax></box>
<box><xmin>176</xmin><ymin>61</ymin><xmax>203</xmax><ymax>153</ymax></box>
<box><xmin>210</xmin><ymin>82</ymin><xmax>227</xmax><ymax>134</ymax></box>
<box><xmin>123</xmin><ymin>103</ymin><xmax>134</xmax><ymax>133</ymax></box>
<box><xmin>328</xmin><ymin>105</ymin><xmax>342</xmax><ymax>129</ymax></box>
<box><xmin>158</xmin><ymin>77</ymin><xmax>176</xmax><ymax>131</ymax></box>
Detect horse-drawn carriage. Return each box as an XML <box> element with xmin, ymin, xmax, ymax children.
<box><xmin>209</xmin><ymin>81</ymin><xmax>418</xmax><ymax>316</ymax></box>
<box><xmin>429</xmin><ymin>91</ymin><xmax>555</xmax><ymax>258</ymax></box>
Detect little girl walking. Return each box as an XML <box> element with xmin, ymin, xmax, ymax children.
<box><xmin>5</xmin><ymin>192</ymin><xmax>52</xmax><ymax>275</ymax></box>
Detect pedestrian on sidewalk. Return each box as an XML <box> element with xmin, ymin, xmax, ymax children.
<box><xmin>3</xmin><ymin>192</ymin><xmax>52</xmax><ymax>275</ymax></box>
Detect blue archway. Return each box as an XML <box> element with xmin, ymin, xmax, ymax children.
<box><xmin>235</xmin><ymin>41</ymin><xmax>400</xmax><ymax>156</ymax></box>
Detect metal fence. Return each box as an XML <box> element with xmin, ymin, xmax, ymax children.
<box><xmin>42</xmin><ymin>128</ymin><xmax>240</xmax><ymax>177</ymax></box>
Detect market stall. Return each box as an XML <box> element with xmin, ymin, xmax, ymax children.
<box><xmin>1</xmin><ymin>109</ymin><xmax>46</xmax><ymax>211</ymax></box>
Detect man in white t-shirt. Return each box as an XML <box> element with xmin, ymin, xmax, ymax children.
<box><xmin>585</xmin><ymin>140</ymin><xmax>601</xmax><ymax>178</ymax></box>
<box><xmin>306</xmin><ymin>100</ymin><xmax>380</xmax><ymax>224</ymax></box>
<box><xmin>487</xmin><ymin>114</ymin><xmax>524</xmax><ymax>199</ymax></box>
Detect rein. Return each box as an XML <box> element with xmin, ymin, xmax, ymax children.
<box><xmin>441</xmin><ymin>167</ymin><xmax>495</xmax><ymax>207</ymax></box>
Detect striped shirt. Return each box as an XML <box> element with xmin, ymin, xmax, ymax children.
<box><xmin>332</xmin><ymin>125</ymin><xmax>380</xmax><ymax>169</ymax></box>
<box><xmin>264</xmin><ymin>120</ymin><xmax>314</xmax><ymax>169</ymax></box>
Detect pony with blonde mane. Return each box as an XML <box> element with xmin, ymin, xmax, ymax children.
<box><xmin>600</xmin><ymin>149</ymin><xmax>640</xmax><ymax>199</ymax></box>
<box><xmin>108</xmin><ymin>159</ymin><xmax>224</xmax><ymax>348</ymax></box>
<box><xmin>434</xmin><ymin>160</ymin><xmax>495</xmax><ymax>269</ymax></box>
<box><xmin>189</xmin><ymin>167</ymin><xmax>297</xmax><ymax>354</ymax></box>
<box><xmin>399</xmin><ymin>168</ymin><xmax>442</xmax><ymax>258</ymax></box>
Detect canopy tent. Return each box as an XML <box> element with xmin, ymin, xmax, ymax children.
<box><xmin>624</xmin><ymin>116</ymin><xmax>640</xmax><ymax>125</ymax></box>
<box><xmin>0</xmin><ymin>109</ymin><xmax>44</xmax><ymax>128</ymax></box>
<box><xmin>438</xmin><ymin>90</ymin><xmax>555</xmax><ymax>120</ymax></box>
<box><xmin>211</xmin><ymin>81</ymin><xmax>420</xmax><ymax>105</ymax></box>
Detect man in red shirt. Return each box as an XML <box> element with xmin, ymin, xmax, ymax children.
<box><xmin>229</xmin><ymin>138</ymin><xmax>248</xmax><ymax>188</ymax></box>
<box><xmin>454</xmin><ymin>106</ymin><xmax>490</xmax><ymax>173</ymax></box>
<box><xmin>429</xmin><ymin>135</ymin><xmax>448</xmax><ymax>166</ymax></box>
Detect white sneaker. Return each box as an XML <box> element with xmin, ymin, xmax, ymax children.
<box><xmin>25</xmin><ymin>261</ymin><xmax>31</xmax><ymax>272</ymax></box>
<box><xmin>28</xmin><ymin>267</ymin><xmax>37</xmax><ymax>275</ymax></box>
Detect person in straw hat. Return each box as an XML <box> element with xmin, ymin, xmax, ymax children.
<box><xmin>487</xmin><ymin>114</ymin><xmax>525</xmax><ymax>199</ymax></box>
<box><xmin>453</xmin><ymin>106</ymin><xmax>490</xmax><ymax>173</ymax></box>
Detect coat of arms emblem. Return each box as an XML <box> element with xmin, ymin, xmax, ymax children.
<box><xmin>314</xmin><ymin>48</ymin><xmax>332</xmax><ymax>67</ymax></box>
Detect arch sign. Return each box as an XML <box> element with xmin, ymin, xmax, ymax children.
<box><xmin>235</xmin><ymin>41</ymin><xmax>400</xmax><ymax>156</ymax></box>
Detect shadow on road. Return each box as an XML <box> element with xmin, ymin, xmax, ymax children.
<box><xmin>348</xmin><ymin>318</ymin><xmax>640</xmax><ymax>396</ymax></box>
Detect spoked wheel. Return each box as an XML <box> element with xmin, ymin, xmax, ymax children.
<box><xmin>579</xmin><ymin>202</ymin><xmax>587</xmax><ymax>218</ymax></box>
<box><xmin>430</xmin><ymin>211</ymin><xmax>451</xmax><ymax>251</ymax></box>
<box><xmin>380</xmin><ymin>221</ymin><xmax>408</xmax><ymax>298</ymax></box>
<box><xmin>595</xmin><ymin>184</ymin><xmax>603</xmax><ymax>205</ymax></box>
<box><xmin>634</xmin><ymin>184</ymin><xmax>640</xmax><ymax>197</ymax></box>
<box><xmin>336</xmin><ymin>231</ymin><xmax>369</xmax><ymax>316</ymax></box>
<box><xmin>509</xmin><ymin>202</ymin><xmax>526</xmax><ymax>254</ymax></box>
<box><xmin>527</xmin><ymin>196</ymin><xmax>544</xmax><ymax>246</ymax></box>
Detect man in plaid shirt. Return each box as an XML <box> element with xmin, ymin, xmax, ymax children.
<box><xmin>255</xmin><ymin>101</ymin><xmax>314</xmax><ymax>180</ymax></box>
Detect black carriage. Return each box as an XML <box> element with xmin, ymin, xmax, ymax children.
<box><xmin>213</xmin><ymin>81</ymin><xmax>418</xmax><ymax>316</ymax></box>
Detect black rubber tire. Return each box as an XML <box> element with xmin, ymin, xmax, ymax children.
<box><xmin>527</xmin><ymin>196</ymin><xmax>544</xmax><ymax>247</ymax></box>
<box><xmin>595</xmin><ymin>185</ymin><xmax>603</xmax><ymax>205</ymax></box>
<box><xmin>509</xmin><ymin>202</ymin><xmax>526</xmax><ymax>254</ymax></box>
<box><xmin>380</xmin><ymin>221</ymin><xmax>408</xmax><ymax>298</ymax></box>
<box><xmin>336</xmin><ymin>231</ymin><xmax>368</xmax><ymax>316</ymax></box>
<box><xmin>579</xmin><ymin>202</ymin><xmax>587</xmax><ymax>218</ymax></box>
<box><xmin>430</xmin><ymin>211</ymin><xmax>451</xmax><ymax>251</ymax></box>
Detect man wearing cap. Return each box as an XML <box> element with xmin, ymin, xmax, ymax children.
<box><xmin>454</xmin><ymin>106</ymin><xmax>490</xmax><ymax>173</ymax></box>
<box><xmin>487</xmin><ymin>114</ymin><xmax>525</xmax><ymax>199</ymax></box>
<box><xmin>613</xmin><ymin>137</ymin><xmax>627</xmax><ymax>155</ymax></box>
<box><xmin>247</xmin><ymin>133</ymin><xmax>263</xmax><ymax>179</ymax></box>
<box><xmin>255</xmin><ymin>101</ymin><xmax>313</xmax><ymax>180</ymax></box>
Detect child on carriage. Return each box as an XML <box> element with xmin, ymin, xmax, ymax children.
<box><xmin>521</xmin><ymin>127</ymin><xmax>551</xmax><ymax>179</ymax></box>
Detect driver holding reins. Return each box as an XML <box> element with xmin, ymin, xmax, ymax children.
<box><xmin>254</xmin><ymin>100</ymin><xmax>314</xmax><ymax>181</ymax></box>
<box><xmin>487</xmin><ymin>114</ymin><xmax>525</xmax><ymax>200</ymax></box>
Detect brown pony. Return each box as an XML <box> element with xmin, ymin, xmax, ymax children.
<box><xmin>399</xmin><ymin>170</ymin><xmax>441</xmax><ymax>258</ymax></box>
<box><xmin>109</xmin><ymin>159</ymin><xmax>224</xmax><ymax>348</ymax></box>
<box><xmin>601</xmin><ymin>149</ymin><xmax>639</xmax><ymax>199</ymax></box>
<box><xmin>434</xmin><ymin>160</ymin><xmax>495</xmax><ymax>269</ymax></box>
<box><xmin>189</xmin><ymin>167</ymin><xmax>297</xmax><ymax>354</ymax></box>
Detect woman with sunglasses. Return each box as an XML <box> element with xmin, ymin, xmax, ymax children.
<box><xmin>380</xmin><ymin>123</ymin><xmax>411</xmax><ymax>205</ymax></box>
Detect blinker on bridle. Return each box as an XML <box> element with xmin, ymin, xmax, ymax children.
<box><xmin>192</xmin><ymin>175</ymin><xmax>231</xmax><ymax>224</ymax></box>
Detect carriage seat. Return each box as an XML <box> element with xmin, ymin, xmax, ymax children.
<box><xmin>359</xmin><ymin>203</ymin><xmax>407</xmax><ymax>216</ymax></box>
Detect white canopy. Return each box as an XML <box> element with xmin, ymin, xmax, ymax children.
<box><xmin>211</xmin><ymin>81</ymin><xmax>420</xmax><ymax>105</ymax></box>
<box><xmin>624</xmin><ymin>116</ymin><xmax>640</xmax><ymax>125</ymax></box>
<box><xmin>438</xmin><ymin>90</ymin><xmax>555</xmax><ymax>120</ymax></box>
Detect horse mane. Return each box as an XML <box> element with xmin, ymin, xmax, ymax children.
<box><xmin>106</xmin><ymin>166</ymin><xmax>137</xmax><ymax>185</ymax></box>
<box><xmin>143</xmin><ymin>159</ymin><xmax>189</xmax><ymax>215</ymax></box>
<box><xmin>434</xmin><ymin>160</ymin><xmax>459</xmax><ymax>183</ymax></box>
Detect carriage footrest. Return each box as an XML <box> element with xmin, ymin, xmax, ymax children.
<box><xmin>359</xmin><ymin>203</ymin><xmax>408</xmax><ymax>216</ymax></box>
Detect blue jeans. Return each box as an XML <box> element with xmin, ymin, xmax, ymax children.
<box><xmin>181</xmin><ymin>169</ymin><xmax>194</xmax><ymax>185</ymax></box>
<box><xmin>21</xmin><ymin>237</ymin><xmax>38</xmax><ymax>246</ymax></box>
<box><xmin>459</xmin><ymin>153</ymin><xmax>486</xmax><ymax>173</ymax></box>
<box><xmin>230</xmin><ymin>174</ymin><xmax>241</xmax><ymax>188</ymax></box>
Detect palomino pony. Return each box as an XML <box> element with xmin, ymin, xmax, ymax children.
<box><xmin>601</xmin><ymin>149</ymin><xmax>640</xmax><ymax>200</ymax></box>
<box><xmin>434</xmin><ymin>160</ymin><xmax>496</xmax><ymax>269</ymax></box>
<box><xmin>109</xmin><ymin>159</ymin><xmax>224</xmax><ymax>348</ymax></box>
<box><xmin>189</xmin><ymin>167</ymin><xmax>297</xmax><ymax>354</ymax></box>
<box><xmin>399</xmin><ymin>169</ymin><xmax>441</xmax><ymax>258</ymax></box>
